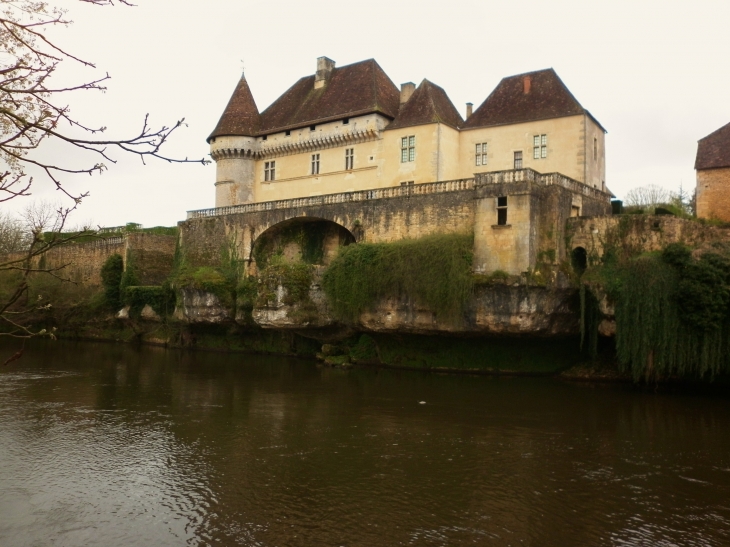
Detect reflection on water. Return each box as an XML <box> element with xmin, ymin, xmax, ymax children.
<box><xmin>1</xmin><ymin>340</ymin><xmax>730</xmax><ymax>546</ymax></box>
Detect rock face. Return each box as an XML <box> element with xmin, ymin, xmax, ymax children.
<box><xmin>174</xmin><ymin>289</ymin><xmax>230</xmax><ymax>324</ymax></box>
<box><xmin>140</xmin><ymin>304</ymin><xmax>161</xmax><ymax>322</ymax></box>
<box><xmin>358</xmin><ymin>285</ymin><xmax>578</xmax><ymax>336</ymax></box>
<box><xmin>176</xmin><ymin>281</ymin><xmax>581</xmax><ymax>338</ymax></box>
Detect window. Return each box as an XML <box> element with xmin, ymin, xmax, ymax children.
<box><xmin>310</xmin><ymin>125</ymin><xmax>316</xmax><ymax>131</ymax></box>
<box><xmin>514</xmin><ymin>151</ymin><xmax>523</xmax><ymax>169</ymax></box>
<box><xmin>593</xmin><ymin>137</ymin><xmax>597</xmax><ymax>161</ymax></box>
<box><xmin>401</xmin><ymin>136</ymin><xmax>415</xmax><ymax>163</ymax></box>
<box><xmin>497</xmin><ymin>196</ymin><xmax>508</xmax><ymax>225</ymax></box>
<box><xmin>285</xmin><ymin>130</ymin><xmax>291</xmax><ymax>136</ymax></box>
<box><xmin>262</xmin><ymin>134</ymin><xmax>267</xmax><ymax>141</ymax></box>
<box><xmin>264</xmin><ymin>161</ymin><xmax>276</xmax><ymax>182</ymax></box>
<box><xmin>342</xmin><ymin>118</ymin><xmax>349</xmax><ymax>125</ymax></box>
<box><xmin>475</xmin><ymin>143</ymin><xmax>487</xmax><ymax>166</ymax></box>
<box><xmin>345</xmin><ymin>148</ymin><xmax>354</xmax><ymax>170</ymax></box>
<box><xmin>311</xmin><ymin>153</ymin><xmax>320</xmax><ymax>175</ymax></box>
<box><xmin>533</xmin><ymin>134</ymin><xmax>547</xmax><ymax>159</ymax></box>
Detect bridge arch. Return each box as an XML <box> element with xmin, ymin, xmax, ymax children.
<box><xmin>250</xmin><ymin>216</ymin><xmax>355</xmax><ymax>268</ymax></box>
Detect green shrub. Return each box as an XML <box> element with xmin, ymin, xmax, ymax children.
<box><xmin>257</xmin><ymin>257</ymin><xmax>313</xmax><ymax>307</ymax></box>
<box><xmin>123</xmin><ymin>285</ymin><xmax>175</xmax><ymax>317</ymax></box>
<box><xmin>100</xmin><ymin>254</ymin><xmax>124</xmax><ymax>309</ymax></box>
<box><xmin>321</xmin><ymin>233</ymin><xmax>473</xmax><ymax>324</ymax></box>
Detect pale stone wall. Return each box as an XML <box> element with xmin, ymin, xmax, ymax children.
<box><xmin>583</xmin><ymin>116</ymin><xmax>606</xmax><ymax>191</ymax></box>
<box><xmin>211</xmin><ymin>135</ymin><xmax>257</xmax><ymax>207</ymax></box>
<box><xmin>209</xmin><ymin>112</ymin><xmax>607</xmax><ymax>208</ymax></box>
<box><xmin>474</xmin><ymin>190</ymin><xmax>532</xmax><ymax>274</ymax></box>
<box><xmin>253</xmin><ymin>114</ymin><xmax>389</xmax><ymax>201</ymax></box>
<box><xmin>458</xmin><ymin>115</ymin><xmax>587</xmax><ymax>183</ymax></box>
<box><xmin>696</xmin><ymin>168</ymin><xmax>730</xmax><ymax>221</ymax></box>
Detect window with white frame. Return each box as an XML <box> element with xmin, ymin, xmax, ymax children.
<box><xmin>401</xmin><ymin>136</ymin><xmax>415</xmax><ymax>163</ymax></box>
<box><xmin>311</xmin><ymin>153</ymin><xmax>320</xmax><ymax>175</ymax></box>
<box><xmin>533</xmin><ymin>134</ymin><xmax>547</xmax><ymax>159</ymax></box>
<box><xmin>475</xmin><ymin>143</ymin><xmax>487</xmax><ymax>166</ymax></box>
<box><xmin>345</xmin><ymin>148</ymin><xmax>354</xmax><ymax>170</ymax></box>
<box><xmin>264</xmin><ymin>161</ymin><xmax>276</xmax><ymax>182</ymax></box>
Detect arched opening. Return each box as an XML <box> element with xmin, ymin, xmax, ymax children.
<box><xmin>571</xmin><ymin>246</ymin><xmax>587</xmax><ymax>276</ymax></box>
<box><xmin>252</xmin><ymin>217</ymin><xmax>355</xmax><ymax>268</ymax></box>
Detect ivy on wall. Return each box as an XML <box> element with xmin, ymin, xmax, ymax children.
<box><xmin>321</xmin><ymin>233</ymin><xmax>474</xmax><ymax>324</ymax></box>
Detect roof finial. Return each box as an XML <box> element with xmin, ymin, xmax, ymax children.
<box><xmin>240</xmin><ymin>59</ymin><xmax>246</xmax><ymax>78</ymax></box>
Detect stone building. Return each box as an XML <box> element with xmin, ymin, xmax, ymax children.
<box><xmin>208</xmin><ymin>57</ymin><xmax>607</xmax><ymax>208</ymax></box>
<box><xmin>696</xmin><ymin>122</ymin><xmax>730</xmax><ymax>221</ymax></box>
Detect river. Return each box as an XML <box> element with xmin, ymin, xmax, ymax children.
<box><xmin>1</xmin><ymin>340</ymin><xmax>729</xmax><ymax>546</ymax></box>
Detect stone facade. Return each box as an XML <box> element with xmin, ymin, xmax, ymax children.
<box><xmin>567</xmin><ymin>214</ymin><xmax>730</xmax><ymax>262</ymax></box>
<box><xmin>205</xmin><ymin>57</ymin><xmax>607</xmax><ymax>209</ymax></box>
<box><xmin>695</xmin><ymin>121</ymin><xmax>730</xmax><ymax>221</ymax></box>
<box><xmin>181</xmin><ymin>168</ymin><xmax>611</xmax><ymax>278</ymax></box>
<box><xmin>18</xmin><ymin>232</ymin><xmax>177</xmax><ymax>287</ymax></box>
<box><xmin>696</xmin><ymin>167</ymin><xmax>730</xmax><ymax>222</ymax></box>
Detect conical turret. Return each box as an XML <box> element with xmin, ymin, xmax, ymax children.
<box><xmin>209</xmin><ymin>73</ymin><xmax>260</xmax><ymax>207</ymax></box>
<box><xmin>208</xmin><ymin>72</ymin><xmax>260</xmax><ymax>141</ymax></box>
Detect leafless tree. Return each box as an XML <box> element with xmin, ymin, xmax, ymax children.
<box><xmin>623</xmin><ymin>185</ymin><xmax>671</xmax><ymax>210</ymax></box>
<box><xmin>0</xmin><ymin>0</ymin><xmax>207</xmax><ymax>359</ymax></box>
<box><xmin>0</xmin><ymin>0</ymin><xmax>208</xmax><ymax>205</ymax></box>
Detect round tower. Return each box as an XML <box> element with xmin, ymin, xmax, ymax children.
<box><xmin>207</xmin><ymin>72</ymin><xmax>260</xmax><ymax>208</ymax></box>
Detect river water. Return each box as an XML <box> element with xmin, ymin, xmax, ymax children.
<box><xmin>1</xmin><ymin>340</ymin><xmax>729</xmax><ymax>546</ymax></box>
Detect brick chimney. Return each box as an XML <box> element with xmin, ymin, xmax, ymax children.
<box><xmin>523</xmin><ymin>75</ymin><xmax>531</xmax><ymax>94</ymax></box>
<box><xmin>315</xmin><ymin>57</ymin><xmax>335</xmax><ymax>89</ymax></box>
<box><xmin>466</xmin><ymin>102</ymin><xmax>473</xmax><ymax>119</ymax></box>
<box><xmin>400</xmin><ymin>82</ymin><xmax>416</xmax><ymax>105</ymax></box>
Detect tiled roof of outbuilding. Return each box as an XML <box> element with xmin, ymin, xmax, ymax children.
<box><xmin>696</xmin><ymin>122</ymin><xmax>730</xmax><ymax>170</ymax></box>
<box><xmin>208</xmin><ymin>74</ymin><xmax>260</xmax><ymax>141</ymax></box>
<box><xmin>462</xmin><ymin>68</ymin><xmax>604</xmax><ymax>131</ymax></box>
<box><xmin>385</xmin><ymin>79</ymin><xmax>464</xmax><ymax>131</ymax></box>
<box><xmin>257</xmin><ymin>59</ymin><xmax>400</xmax><ymax>134</ymax></box>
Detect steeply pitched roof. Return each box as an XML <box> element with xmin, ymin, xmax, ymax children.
<box><xmin>696</xmin><ymin>122</ymin><xmax>730</xmax><ymax>170</ymax></box>
<box><xmin>385</xmin><ymin>79</ymin><xmax>464</xmax><ymax>131</ymax></box>
<box><xmin>208</xmin><ymin>74</ymin><xmax>260</xmax><ymax>141</ymax></box>
<box><xmin>462</xmin><ymin>68</ymin><xmax>602</xmax><ymax>130</ymax></box>
<box><xmin>258</xmin><ymin>59</ymin><xmax>400</xmax><ymax>134</ymax></box>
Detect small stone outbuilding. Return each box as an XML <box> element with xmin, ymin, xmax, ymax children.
<box><xmin>696</xmin><ymin>122</ymin><xmax>730</xmax><ymax>221</ymax></box>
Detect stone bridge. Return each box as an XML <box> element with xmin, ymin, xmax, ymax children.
<box><xmin>180</xmin><ymin>170</ymin><xmax>611</xmax><ymax>274</ymax></box>
<box><xmin>181</xmin><ymin>178</ymin><xmax>478</xmax><ymax>269</ymax></box>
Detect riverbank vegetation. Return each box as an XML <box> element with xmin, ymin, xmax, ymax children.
<box><xmin>322</xmin><ymin>233</ymin><xmax>474</xmax><ymax>324</ymax></box>
<box><xmin>581</xmin><ymin>241</ymin><xmax>730</xmax><ymax>381</ymax></box>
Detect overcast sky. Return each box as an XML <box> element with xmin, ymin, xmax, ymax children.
<box><xmin>6</xmin><ymin>0</ymin><xmax>730</xmax><ymax>228</ymax></box>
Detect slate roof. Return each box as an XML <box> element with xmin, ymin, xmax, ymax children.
<box><xmin>385</xmin><ymin>79</ymin><xmax>464</xmax><ymax>131</ymax></box>
<box><xmin>696</xmin><ymin>122</ymin><xmax>730</xmax><ymax>170</ymax></box>
<box><xmin>257</xmin><ymin>59</ymin><xmax>400</xmax><ymax>134</ymax></box>
<box><xmin>462</xmin><ymin>68</ymin><xmax>604</xmax><ymax>131</ymax></box>
<box><xmin>208</xmin><ymin>73</ymin><xmax>260</xmax><ymax>141</ymax></box>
